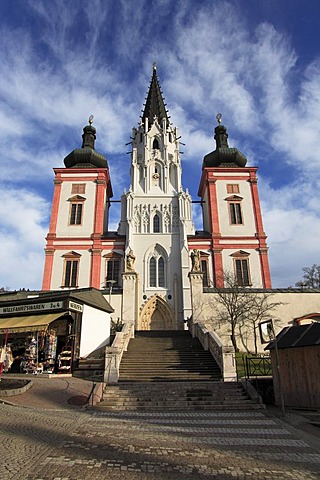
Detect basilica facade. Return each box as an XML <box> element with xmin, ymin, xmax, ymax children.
<box><xmin>42</xmin><ymin>66</ymin><xmax>272</xmax><ymax>331</ymax></box>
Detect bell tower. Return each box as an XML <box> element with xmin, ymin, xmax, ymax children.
<box><xmin>197</xmin><ymin>114</ymin><xmax>271</xmax><ymax>288</ymax></box>
<box><xmin>118</xmin><ymin>66</ymin><xmax>194</xmax><ymax>328</ymax></box>
<box><xmin>42</xmin><ymin>118</ymin><xmax>113</xmax><ymax>291</ymax></box>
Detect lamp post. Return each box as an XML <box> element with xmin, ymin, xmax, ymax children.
<box><xmin>259</xmin><ymin>319</ymin><xmax>285</xmax><ymax>417</ymax></box>
<box><xmin>106</xmin><ymin>279</ymin><xmax>116</xmax><ymax>304</ymax></box>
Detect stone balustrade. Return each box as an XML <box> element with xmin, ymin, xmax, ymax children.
<box><xmin>189</xmin><ymin>321</ymin><xmax>237</xmax><ymax>382</ymax></box>
<box><xmin>103</xmin><ymin>322</ymin><xmax>134</xmax><ymax>384</ymax></box>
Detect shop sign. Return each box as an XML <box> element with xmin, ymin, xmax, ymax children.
<box><xmin>68</xmin><ymin>301</ymin><xmax>83</xmax><ymax>313</ymax></box>
<box><xmin>0</xmin><ymin>301</ymin><xmax>63</xmax><ymax>316</ymax></box>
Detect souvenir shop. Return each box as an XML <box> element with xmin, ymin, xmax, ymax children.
<box><xmin>0</xmin><ymin>313</ymin><xmax>74</xmax><ymax>374</ymax></box>
<box><xmin>0</xmin><ymin>288</ymin><xmax>112</xmax><ymax>375</ymax></box>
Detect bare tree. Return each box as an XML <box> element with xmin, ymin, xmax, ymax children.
<box><xmin>212</xmin><ymin>272</ymin><xmax>281</xmax><ymax>353</ymax></box>
<box><xmin>296</xmin><ymin>264</ymin><xmax>320</xmax><ymax>288</ymax></box>
<box><xmin>238</xmin><ymin>292</ymin><xmax>282</xmax><ymax>354</ymax></box>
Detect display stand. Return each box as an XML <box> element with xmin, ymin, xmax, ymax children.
<box><xmin>58</xmin><ymin>346</ymin><xmax>72</xmax><ymax>373</ymax></box>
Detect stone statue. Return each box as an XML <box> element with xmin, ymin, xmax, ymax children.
<box><xmin>191</xmin><ymin>249</ymin><xmax>201</xmax><ymax>272</ymax></box>
<box><xmin>126</xmin><ymin>248</ymin><xmax>136</xmax><ymax>271</ymax></box>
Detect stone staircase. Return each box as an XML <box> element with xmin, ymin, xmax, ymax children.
<box><xmin>96</xmin><ymin>330</ymin><xmax>262</xmax><ymax>411</ymax></box>
<box><xmin>73</xmin><ymin>347</ymin><xmax>105</xmax><ymax>382</ymax></box>
<box><xmin>119</xmin><ymin>330</ymin><xmax>222</xmax><ymax>382</ymax></box>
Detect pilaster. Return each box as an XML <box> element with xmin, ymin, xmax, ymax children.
<box><xmin>122</xmin><ymin>272</ymin><xmax>138</xmax><ymax>326</ymax></box>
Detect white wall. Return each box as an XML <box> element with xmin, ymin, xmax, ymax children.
<box><xmin>79</xmin><ymin>304</ymin><xmax>111</xmax><ymax>357</ymax></box>
<box><xmin>189</xmin><ymin>277</ymin><xmax>320</xmax><ymax>353</ymax></box>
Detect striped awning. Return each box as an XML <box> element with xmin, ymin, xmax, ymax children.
<box><xmin>0</xmin><ymin>312</ymin><xmax>68</xmax><ymax>334</ymax></box>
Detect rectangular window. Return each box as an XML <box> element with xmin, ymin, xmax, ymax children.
<box><xmin>227</xmin><ymin>184</ymin><xmax>240</xmax><ymax>194</ymax></box>
<box><xmin>229</xmin><ymin>202</ymin><xmax>243</xmax><ymax>224</ymax></box>
<box><xmin>235</xmin><ymin>259</ymin><xmax>250</xmax><ymax>286</ymax></box>
<box><xmin>201</xmin><ymin>259</ymin><xmax>209</xmax><ymax>287</ymax></box>
<box><xmin>71</xmin><ymin>184</ymin><xmax>86</xmax><ymax>194</ymax></box>
<box><xmin>69</xmin><ymin>203</ymin><xmax>83</xmax><ymax>225</ymax></box>
<box><xmin>64</xmin><ymin>260</ymin><xmax>79</xmax><ymax>287</ymax></box>
<box><xmin>106</xmin><ymin>260</ymin><xmax>120</xmax><ymax>286</ymax></box>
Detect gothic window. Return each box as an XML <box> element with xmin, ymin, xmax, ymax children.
<box><xmin>153</xmin><ymin>214</ymin><xmax>160</xmax><ymax>233</ymax></box>
<box><xmin>149</xmin><ymin>255</ymin><xmax>166</xmax><ymax>288</ymax></box>
<box><xmin>62</xmin><ymin>252</ymin><xmax>81</xmax><ymax>288</ymax></box>
<box><xmin>150</xmin><ymin>257</ymin><xmax>157</xmax><ymax>287</ymax></box>
<box><xmin>153</xmin><ymin>138</ymin><xmax>159</xmax><ymax>149</ymax></box>
<box><xmin>158</xmin><ymin>257</ymin><xmax>165</xmax><ymax>287</ymax></box>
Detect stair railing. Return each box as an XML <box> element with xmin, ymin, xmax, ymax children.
<box><xmin>103</xmin><ymin>322</ymin><xmax>134</xmax><ymax>384</ymax></box>
<box><xmin>189</xmin><ymin>322</ymin><xmax>237</xmax><ymax>382</ymax></box>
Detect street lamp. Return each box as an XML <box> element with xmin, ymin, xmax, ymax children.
<box><xmin>106</xmin><ymin>279</ymin><xmax>116</xmax><ymax>304</ymax></box>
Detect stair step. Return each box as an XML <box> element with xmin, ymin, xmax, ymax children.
<box><xmin>96</xmin><ymin>381</ymin><xmax>262</xmax><ymax>411</ymax></box>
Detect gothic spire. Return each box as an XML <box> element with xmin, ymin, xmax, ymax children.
<box><xmin>141</xmin><ymin>64</ymin><xmax>170</xmax><ymax>129</ymax></box>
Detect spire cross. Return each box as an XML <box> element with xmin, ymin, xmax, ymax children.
<box><xmin>89</xmin><ymin>114</ymin><xmax>94</xmax><ymax>125</ymax></box>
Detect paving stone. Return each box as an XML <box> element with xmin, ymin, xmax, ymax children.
<box><xmin>0</xmin><ymin>403</ymin><xmax>320</xmax><ymax>479</ymax></box>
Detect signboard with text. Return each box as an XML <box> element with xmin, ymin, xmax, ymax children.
<box><xmin>0</xmin><ymin>301</ymin><xmax>63</xmax><ymax>316</ymax></box>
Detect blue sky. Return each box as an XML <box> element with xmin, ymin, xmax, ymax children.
<box><xmin>1</xmin><ymin>0</ymin><xmax>320</xmax><ymax>290</ymax></box>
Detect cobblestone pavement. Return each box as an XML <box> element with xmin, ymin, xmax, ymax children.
<box><xmin>0</xmin><ymin>403</ymin><xmax>320</xmax><ymax>480</ymax></box>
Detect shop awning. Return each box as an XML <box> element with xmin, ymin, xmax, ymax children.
<box><xmin>0</xmin><ymin>312</ymin><xmax>68</xmax><ymax>334</ymax></box>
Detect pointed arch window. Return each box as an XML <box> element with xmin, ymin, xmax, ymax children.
<box><xmin>153</xmin><ymin>214</ymin><xmax>160</xmax><ymax>233</ymax></box>
<box><xmin>153</xmin><ymin>138</ymin><xmax>159</xmax><ymax>149</ymax></box>
<box><xmin>150</xmin><ymin>257</ymin><xmax>157</xmax><ymax>287</ymax></box>
<box><xmin>149</xmin><ymin>255</ymin><xmax>166</xmax><ymax>288</ymax></box>
<box><xmin>158</xmin><ymin>257</ymin><xmax>165</xmax><ymax>287</ymax></box>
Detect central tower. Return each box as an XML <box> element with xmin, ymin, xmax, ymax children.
<box><xmin>118</xmin><ymin>66</ymin><xmax>194</xmax><ymax>330</ymax></box>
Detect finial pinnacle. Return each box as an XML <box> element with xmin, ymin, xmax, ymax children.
<box><xmin>216</xmin><ymin>113</ymin><xmax>222</xmax><ymax>125</ymax></box>
<box><xmin>89</xmin><ymin>114</ymin><xmax>94</xmax><ymax>125</ymax></box>
<box><xmin>153</xmin><ymin>62</ymin><xmax>157</xmax><ymax>71</ymax></box>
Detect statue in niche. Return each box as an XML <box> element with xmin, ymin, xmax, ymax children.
<box><xmin>126</xmin><ymin>248</ymin><xmax>136</xmax><ymax>272</ymax></box>
<box><xmin>191</xmin><ymin>249</ymin><xmax>201</xmax><ymax>272</ymax></box>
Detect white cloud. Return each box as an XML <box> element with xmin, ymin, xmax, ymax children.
<box><xmin>0</xmin><ymin>188</ymin><xmax>49</xmax><ymax>290</ymax></box>
<box><xmin>0</xmin><ymin>0</ymin><xmax>320</xmax><ymax>290</ymax></box>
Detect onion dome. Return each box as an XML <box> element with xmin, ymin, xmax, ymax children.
<box><xmin>64</xmin><ymin>116</ymin><xmax>108</xmax><ymax>169</ymax></box>
<box><xmin>141</xmin><ymin>64</ymin><xmax>170</xmax><ymax>129</ymax></box>
<box><xmin>203</xmin><ymin>114</ymin><xmax>247</xmax><ymax>168</ymax></box>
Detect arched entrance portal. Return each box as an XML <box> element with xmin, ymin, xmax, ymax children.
<box><xmin>138</xmin><ymin>295</ymin><xmax>176</xmax><ymax>330</ymax></box>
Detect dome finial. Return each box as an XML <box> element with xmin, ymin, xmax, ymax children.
<box><xmin>89</xmin><ymin>114</ymin><xmax>94</xmax><ymax>125</ymax></box>
<box><xmin>216</xmin><ymin>112</ymin><xmax>222</xmax><ymax>125</ymax></box>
